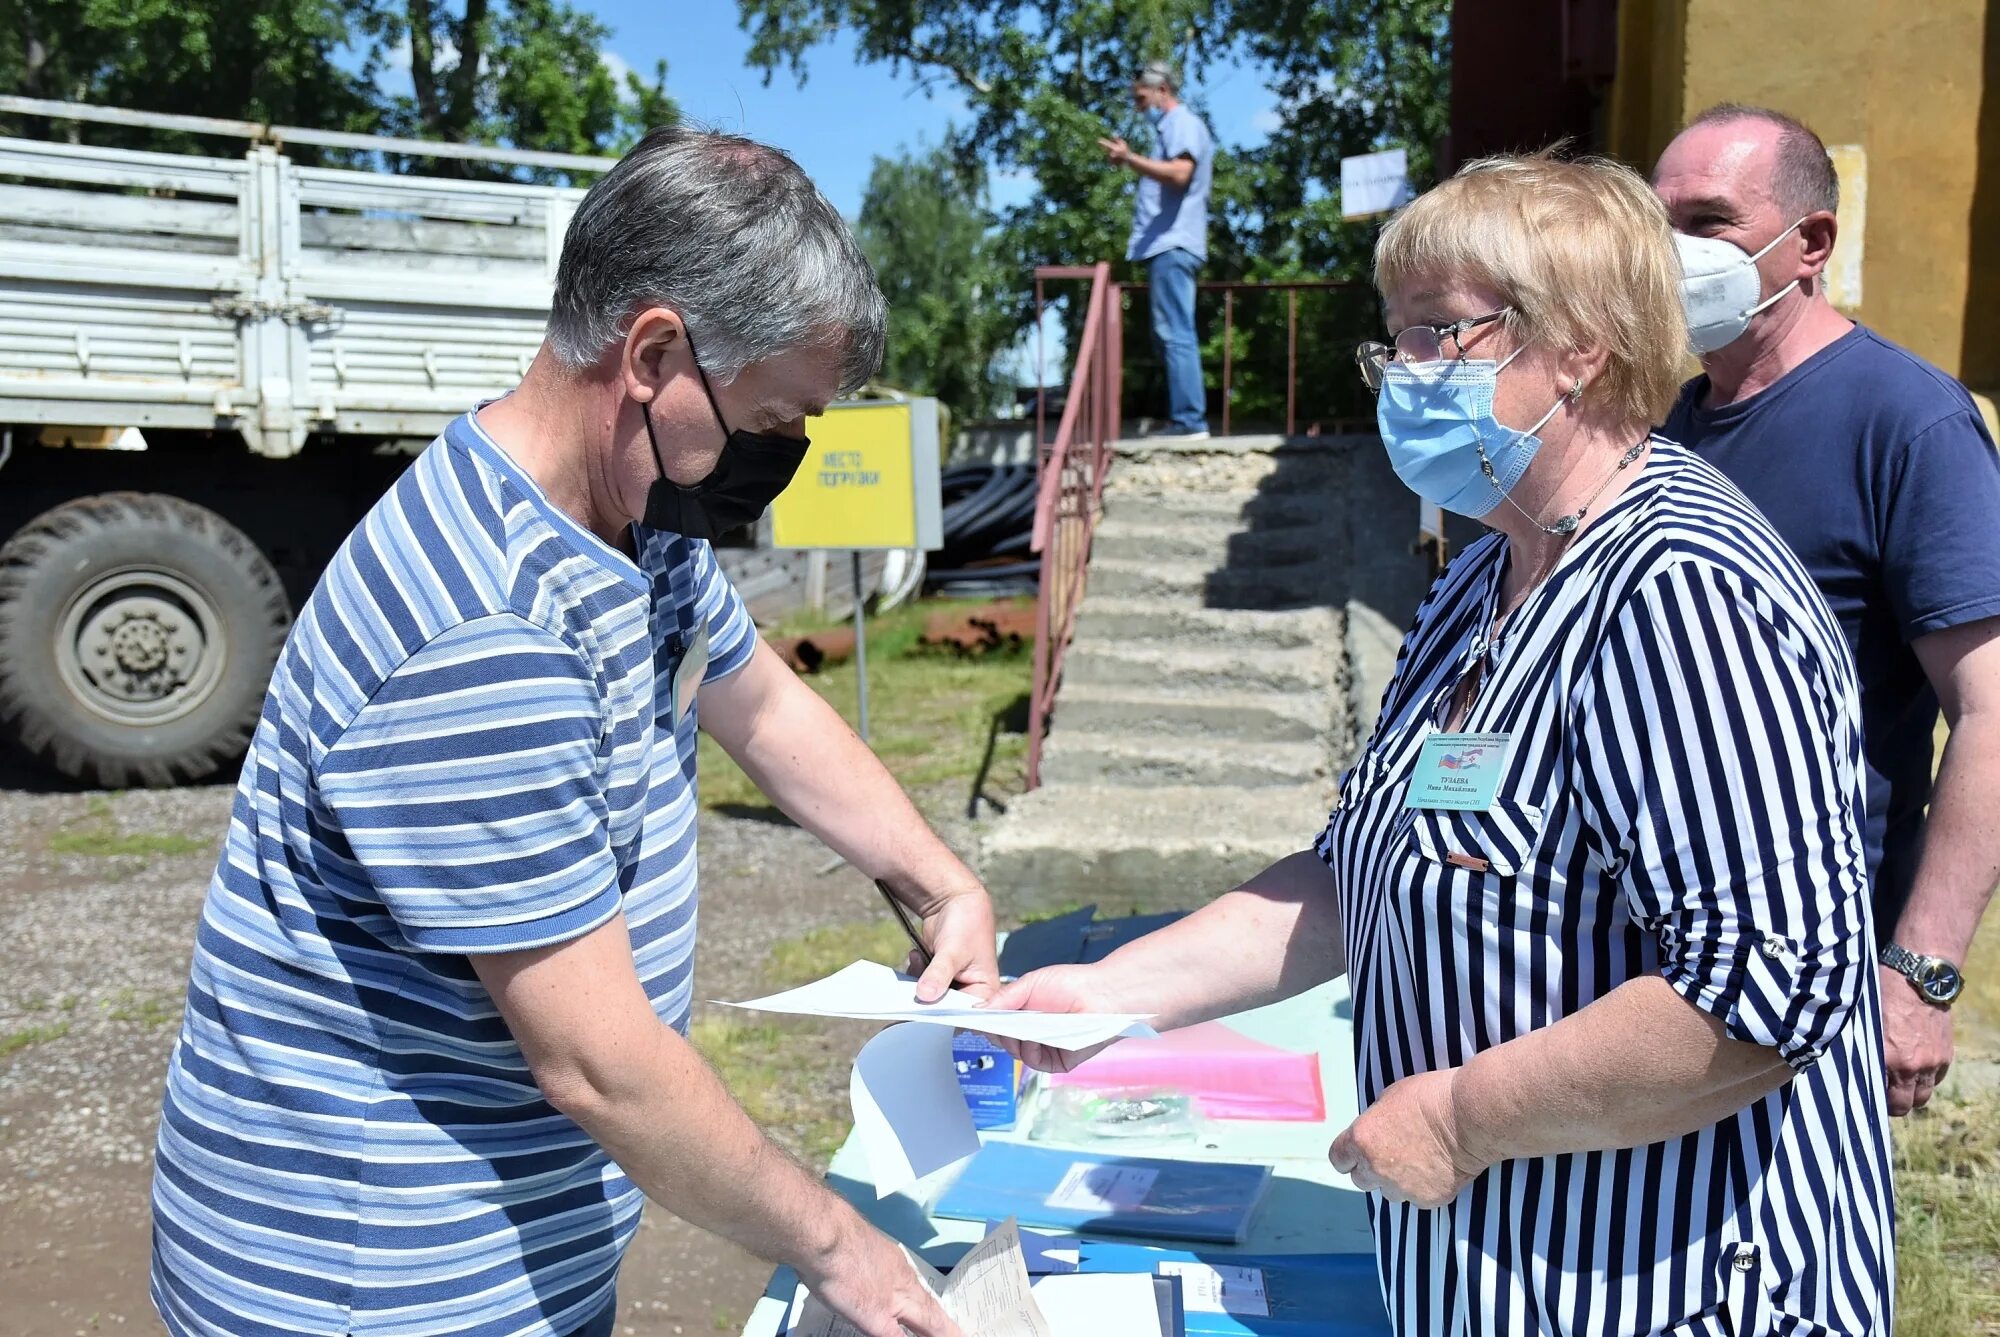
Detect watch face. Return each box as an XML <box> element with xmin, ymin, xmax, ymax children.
<box><xmin>1919</xmin><ymin>960</ymin><xmax>1965</xmax><ymax>1004</ymax></box>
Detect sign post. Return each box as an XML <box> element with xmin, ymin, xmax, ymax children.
<box><xmin>850</xmin><ymin>551</ymin><xmax>870</xmax><ymax>741</ymax></box>
<box><xmin>768</xmin><ymin>399</ymin><xmax>943</xmax><ymax>745</ymax></box>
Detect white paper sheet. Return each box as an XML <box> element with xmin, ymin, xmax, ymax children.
<box><xmin>991</xmin><ymin>1222</ymin><xmax>1081</xmax><ymax>1275</ymax></box>
<box><xmin>1157</xmin><ymin>1260</ymin><xmax>1271</xmax><ymax>1317</ymax></box>
<box><xmin>720</xmin><ymin>961</ymin><xmax>1156</xmax><ymax>1050</ymax></box>
<box><xmin>1045</xmin><ymin>1162</ymin><xmax>1159</xmax><ymax>1213</ymax></box>
<box><xmin>1029</xmin><ymin>1272</ymin><xmax>1166</xmax><ymax>1337</ymax></box>
<box><xmin>850</xmin><ymin>1023</ymin><xmax>980</xmax><ymax>1199</ymax></box>
<box><xmin>938</xmin><ymin>1219</ymin><xmax>1052</xmax><ymax>1337</ymax></box>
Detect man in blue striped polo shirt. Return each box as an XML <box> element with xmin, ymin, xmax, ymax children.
<box><xmin>149</xmin><ymin>126</ymin><xmax>992</xmax><ymax>1337</ymax></box>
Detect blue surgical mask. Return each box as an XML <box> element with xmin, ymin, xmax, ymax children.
<box><xmin>1376</xmin><ymin>350</ymin><xmax>1568</xmax><ymax>519</ymax></box>
<box><xmin>1146</xmin><ymin>106</ymin><xmax>1166</xmax><ymax>127</ymax></box>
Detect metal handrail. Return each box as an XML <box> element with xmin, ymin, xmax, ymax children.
<box><xmin>0</xmin><ymin>95</ymin><xmax>620</xmax><ymax>173</ymax></box>
<box><xmin>1026</xmin><ymin>261</ymin><xmax>1119</xmax><ymax>790</ymax></box>
<box><xmin>1034</xmin><ymin>275</ymin><xmax>1374</xmax><ymax>440</ymax></box>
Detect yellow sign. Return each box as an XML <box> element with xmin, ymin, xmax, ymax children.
<box><xmin>769</xmin><ymin>399</ymin><xmax>942</xmax><ymax>551</ymax></box>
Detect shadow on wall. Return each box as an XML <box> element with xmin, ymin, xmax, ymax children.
<box><xmin>1962</xmin><ymin>8</ymin><xmax>2000</xmax><ymax>403</ymax></box>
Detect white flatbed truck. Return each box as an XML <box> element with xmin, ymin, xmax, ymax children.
<box><xmin>0</xmin><ymin>96</ymin><xmax>613</xmax><ymax>786</ymax></box>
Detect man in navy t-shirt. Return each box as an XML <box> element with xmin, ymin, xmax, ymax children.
<box><xmin>1656</xmin><ymin>104</ymin><xmax>2000</xmax><ymax>1117</ymax></box>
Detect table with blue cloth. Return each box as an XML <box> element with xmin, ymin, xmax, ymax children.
<box><xmin>737</xmin><ymin>912</ymin><xmax>1393</xmax><ymax>1336</ymax></box>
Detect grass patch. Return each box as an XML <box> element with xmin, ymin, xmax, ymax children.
<box><xmin>697</xmin><ymin>598</ymin><xmax>1032</xmax><ymax>816</ymax></box>
<box><xmin>1895</xmin><ymin>815</ymin><xmax>2000</xmax><ymax>1332</ymax></box>
<box><xmin>0</xmin><ymin>1020</ymin><xmax>71</xmax><ymax>1057</ymax></box>
<box><xmin>767</xmin><ymin>920</ymin><xmax>917</xmax><ymax>988</ymax></box>
<box><xmin>104</xmin><ymin>989</ymin><xmax>181</xmax><ymax>1028</ymax></box>
<box><xmin>689</xmin><ymin>1014</ymin><xmax>850</xmax><ymax>1165</ymax></box>
<box><xmin>47</xmin><ymin>798</ymin><xmax>209</xmax><ymax>860</ymax></box>
<box><xmin>1894</xmin><ymin>1095</ymin><xmax>2000</xmax><ymax>1333</ymax></box>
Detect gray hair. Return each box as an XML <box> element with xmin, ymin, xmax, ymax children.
<box><xmin>1134</xmin><ymin>60</ymin><xmax>1178</xmax><ymax>92</ymax></box>
<box><xmin>548</xmin><ymin>125</ymin><xmax>887</xmax><ymax>394</ymax></box>
<box><xmin>1686</xmin><ymin>103</ymin><xmax>1840</xmax><ymax>218</ymax></box>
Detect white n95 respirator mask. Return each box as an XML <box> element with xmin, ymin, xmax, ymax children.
<box><xmin>1673</xmin><ymin>220</ymin><xmax>1804</xmax><ymax>355</ymax></box>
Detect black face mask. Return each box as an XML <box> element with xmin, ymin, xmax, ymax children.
<box><xmin>640</xmin><ymin>335</ymin><xmax>811</xmax><ymax>542</ymax></box>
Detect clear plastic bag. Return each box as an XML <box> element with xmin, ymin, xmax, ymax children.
<box><xmin>1024</xmin><ymin>1079</ymin><xmax>1202</xmax><ymax>1146</ymax></box>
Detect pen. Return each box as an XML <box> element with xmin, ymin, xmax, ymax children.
<box><xmin>874</xmin><ymin>878</ymin><xmax>934</xmax><ymax>973</ymax></box>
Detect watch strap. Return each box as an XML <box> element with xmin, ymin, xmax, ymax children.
<box><xmin>1879</xmin><ymin>942</ymin><xmax>1920</xmax><ymax>977</ymax></box>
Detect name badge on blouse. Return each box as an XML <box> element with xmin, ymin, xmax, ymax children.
<box><xmin>1405</xmin><ymin>731</ymin><xmax>1512</xmax><ymax>811</ymax></box>
<box><xmin>670</xmin><ymin>623</ymin><xmax>710</xmax><ymax>726</ymax></box>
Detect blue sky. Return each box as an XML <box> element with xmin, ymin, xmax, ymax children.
<box><xmin>588</xmin><ymin>4</ymin><xmax>1284</xmax><ymax>218</ymax></box>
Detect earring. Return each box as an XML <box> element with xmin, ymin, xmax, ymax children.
<box><xmin>1570</xmin><ymin>379</ymin><xmax>1584</xmax><ymax>400</ymax></box>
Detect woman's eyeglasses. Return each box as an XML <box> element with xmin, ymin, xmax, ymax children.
<box><xmin>1355</xmin><ymin>308</ymin><xmax>1510</xmax><ymax>391</ymax></box>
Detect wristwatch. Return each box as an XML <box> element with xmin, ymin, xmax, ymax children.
<box><xmin>1880</xmin><ymin>943</ymin><xmax>1966</xmax><ymax>1007</ymax></box>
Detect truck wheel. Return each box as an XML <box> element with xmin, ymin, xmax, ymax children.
<box><xmin>0</xmin><ymin>493</ymin><xmax>291</xmax><ymax>788</ymax></box>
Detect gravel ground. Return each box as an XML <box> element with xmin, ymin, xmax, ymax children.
<box><xmin>0</xmin><ymin>750</ymin><xmax>988</xmax><ymax>1337</ymax></box>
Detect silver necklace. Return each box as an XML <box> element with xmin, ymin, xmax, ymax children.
<box><xmin>1487</xmin><ymin>435</ymin><xmax>1651</xmax><ymax>537</ymax></box>
<box><xmin>1474</xmin><ymin>435</ymin><xmax>1652</xmax><ymax>660</ymax></box>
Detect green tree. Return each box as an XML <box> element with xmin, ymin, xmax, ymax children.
<box><xmin>0</xmin><ymin>0</ymin><xmax>676</xmax><ymax>177</ymax></box>
<box><xmin>0</xmin><ymin>0</ymin><xmax>382</xmax><ymax>144</ymax></box>
<box><xmin>854</xmin><ymin>143</ymin><xmax>1017</xmax><ymax>421</ymax></box>
<box><xmin>736</xmin><ymin>0</ymin><xmax>1450</xmax><ymax>428</ymax></box>
<box><xmin>374</xmin><ymin>0</ymin><xmax>677</xmax><ymax>174</ymax></box>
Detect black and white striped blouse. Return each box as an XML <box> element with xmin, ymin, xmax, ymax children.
<box><xmin>1318</xmin><ymin>441</ymin><xmax>1892</xmax><ymax>1337</ymax></box>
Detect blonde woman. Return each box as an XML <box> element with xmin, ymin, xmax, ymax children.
<box><xmin>991</xmin><ymin>155</ymin><xmax>1892</xmax><ymax>1336</ymax></box>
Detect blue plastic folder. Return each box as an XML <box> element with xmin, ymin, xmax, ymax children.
<box><xmin>1078</xmin><ymin>1242</ymin><xmax>1391</xmax><ymax>1336</ymax></box>
<box><xmin>931</xmin><ymin>1144</ymin><xmax>1271</xmax><ymax>1244</ymax></box>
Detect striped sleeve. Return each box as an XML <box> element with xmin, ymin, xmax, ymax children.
<box><xmin>315</xmin><ymin>613</ymin><xmax>622</xmax><ymax>954</ymax></box>
<box><xmin>692</xmin><ymin>540</ymin><xmax>757</xmax><ymax>682</ymax></box>
<box><xmin>1571</xmin><ymin>561</ymin><xmax>1872</xmax><ymax>1070</ymax></box>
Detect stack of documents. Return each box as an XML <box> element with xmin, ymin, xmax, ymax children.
<box><xmin>1079</xmin><ymin>1243</ymin><xmax>1391</xmax><ymax>1335</ymax></box>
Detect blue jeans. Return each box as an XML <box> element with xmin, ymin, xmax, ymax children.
<box><xmin>1147</xmin><ymin>247</ymin><xmax>1208</xmax><ymax>432</ymax></box>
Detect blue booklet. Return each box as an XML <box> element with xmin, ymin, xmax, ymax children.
<box><xmin>1079</xmin><ymin>1242</ymin><xmax>1390</xmax><ymax>1336</ymax></box>
<box><xmin>931</xmin><ymin>1144</ymin><xmax>1271</xmax><ymax>1245</ymax></box>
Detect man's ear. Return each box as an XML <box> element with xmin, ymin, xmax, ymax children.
<box><xmin>1797</xmin><ymin>211</ymin><xmax>1838</xmax><ymax>279</ymax></box>
<box><xmin>620</xmin><ymin>306</ymin><xmax>684</xmax><ymax>405</ymax></box>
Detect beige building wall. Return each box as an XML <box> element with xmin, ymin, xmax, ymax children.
<box><xmin>1609</xmin><ymin>0</ymin><xmax>1999</xmax><ymax>404</ymax></box>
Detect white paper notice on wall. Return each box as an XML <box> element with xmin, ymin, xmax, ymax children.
<box><xmin>1045</xmin><ymin>1162</ymin><xmax>1159</xmax><ymax>1214</ymax></box>
<box><xmin>1341</xmin><ymin>147</ymin><xmax>1413</xmax><ymax>218</ymax></box>
<box><xmin>1825</xmin><ymin>144</ymin><xmax>1866</xmax><ymax>312</ymax></box>
<box><xmin>1157</xmin><ymin>1261</ymin><xmax>1272</xmax><ymax>1317</ymax></box>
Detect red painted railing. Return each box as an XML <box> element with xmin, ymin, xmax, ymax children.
<box><xmin>1025</xmin><ymin>263</ymin><xmax>1120</xmax><ymax>791</ymax></box>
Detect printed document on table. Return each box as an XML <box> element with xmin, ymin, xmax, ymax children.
<box><xmin>850</xmin><ymin>1023</ymin><xmax>980</xmax><ymax>1198</ymax></box>
<box><xmin>720</xmin><ymin>961</ymin><xmax>1155</xmax><ymax>1050</ymax></box>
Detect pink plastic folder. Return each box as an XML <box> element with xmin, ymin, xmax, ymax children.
<box><xmin>1048</xmin><ymin>1021</ymin><xmax>1326</xmax><ymax>1122</ymax></box>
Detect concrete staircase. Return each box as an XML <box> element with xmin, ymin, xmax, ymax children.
<box><xmin>981</xmin><ymin>434</ymin><xmax>1424</xmax><ymax>909</ymax></box>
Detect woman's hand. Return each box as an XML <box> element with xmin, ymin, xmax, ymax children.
<box><xmin>980</xmin><ymin>964</ymin><xmax>1125</xmax><ymax>1074</ymax></box>
<box><xmin>1329</xmin><ymin>1069</ymin><xmax>1489</xmax><ymax>1209</ymax></box>
<box><xmin>910</xmin><ymin>887</ymin><xmax>1000</xmax><ymax>1004</ymax></box>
